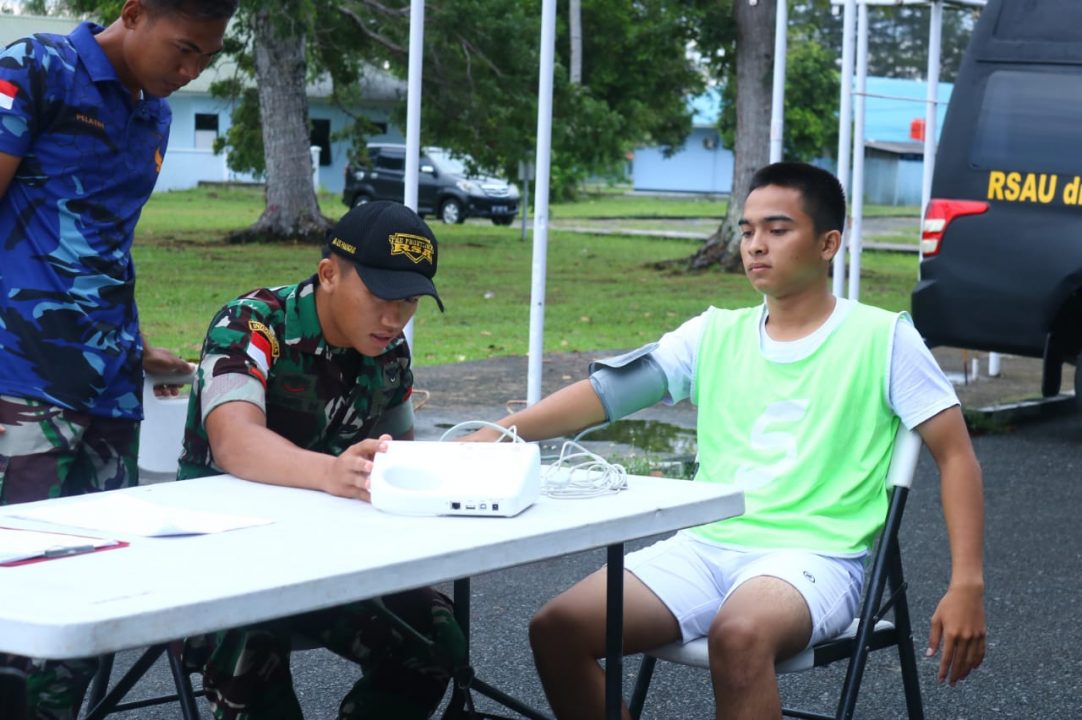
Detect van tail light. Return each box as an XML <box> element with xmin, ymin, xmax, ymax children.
<box><xmin>920</xmin><ymin>199</ymin><xmax>989</xmax><ymax>257</ymax></box>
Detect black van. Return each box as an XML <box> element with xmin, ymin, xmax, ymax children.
<box><xmin>911</xmin><ymin>0</ymin><xmax>1082</xmax><ymax>401</ymax></box>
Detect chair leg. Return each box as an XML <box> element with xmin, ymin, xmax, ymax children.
<box><xmin>833</xmin><ymin>629</ymin><xmax>872</xmax><ymax>720</ymax></box>
<box><xmin>889</xmin><ymin>553</ymin><xmax>925</xmax><ymax>720</ymax></box>
<box><xmin>894</xmin><ymin>632</ymin><xmax>925</xmax><ymax>720</ymax></box>
<box><xmin>627</xmin><ymin>655</ymin><xmax>657</xmax><ymax>720</ymax></box>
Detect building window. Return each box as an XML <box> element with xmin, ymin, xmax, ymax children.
<box><xmin>310</xmin><ymin>118</ymin><xmax>332</xmax><ymax>166</ymax></box>
<box><xmin>194</xmin><ymin>113</ymin><xmax>219</xmax><ymax>150</ymax></box>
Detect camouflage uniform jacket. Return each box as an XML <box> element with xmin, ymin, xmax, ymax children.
<box><xmin>177</xmin><ymin>275</ymin><xmax>412</xmax><ymax>480</ymax></box>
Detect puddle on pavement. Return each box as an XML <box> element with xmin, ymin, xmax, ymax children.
<box><xmin>569</xmin><ymin>419</ymin><xmax>697</xmax><ymax>456</ymax></box>
<box><xmin>434</xmin><ymin>419</ymin><xmax>698</xmax><ymax>457</ymax></box>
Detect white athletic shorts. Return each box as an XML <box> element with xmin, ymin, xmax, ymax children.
<box><xmin>625</xmin><ymin>532</ymin><xmax>864</xmax><ymax>648</ymax></box>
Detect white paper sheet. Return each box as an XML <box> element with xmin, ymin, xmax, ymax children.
<box><xmin>10</xmin><ymin>494</ymin><xmax>273</xmax><ymax>537</ymax></box>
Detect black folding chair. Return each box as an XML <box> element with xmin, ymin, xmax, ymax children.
<box><xmin>628</xmin><ymin>426</ymin><xmax>925</xmax><ymax>720</ymax></box>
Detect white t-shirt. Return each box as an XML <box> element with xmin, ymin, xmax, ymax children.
<box><xmin>649</xmin><ymin>298</ymin><xmax>959</xmax><ymax>431</ymax></box>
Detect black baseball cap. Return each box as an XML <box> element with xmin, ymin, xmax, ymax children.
<box><xmin>325</xmin><ymin>201</ymin><xmax>444</xmax><ymax>312</ymax></box>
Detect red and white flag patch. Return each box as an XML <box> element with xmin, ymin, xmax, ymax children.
<box><xmin>0</xmin><ymin>79</ymin><xmax>18</xmax><ymax>111</ymax></box>
<box><xmin>245</xmin><ymin>320</ymin><xmax>279</xmax><ymax>387</ymax></box>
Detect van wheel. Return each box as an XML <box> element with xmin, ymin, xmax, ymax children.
<box><xmin>352</xmin><ymin>194</ymin><xmax>371</xmax><ymax>209</ymax></box>
<box><xmin>1075</xmin><ymin>353</ymin><xmax>1082</xmax><ymax>411</ymax></box>
<box><xmin>440</xmin><ymin>199</ymin><xmax>465</xmax><ymax>224</ymax></box>
<box><xmin>1041</xmin><ymin>334</ymin><xmax>1063</xmax><ymax>397</ymax></box>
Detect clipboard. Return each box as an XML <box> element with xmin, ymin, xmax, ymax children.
<box><xmin>0</xmin><ymin>526</ymin><xmax>128</xmax><ymax>567</ymax></box>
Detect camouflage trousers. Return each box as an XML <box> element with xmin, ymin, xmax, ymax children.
<box><xmin>0</xmin><ymin>395</ymin><xmax>139</xmax><ymax>506</ymax></box>
<box><xmin>189</xmin><ymin>587</ymin><xmax>467</xmax><ymax>720</ymax></box>
<box><xmin>0</xmin><ymin>654</ymin><xmax>100</xmax><ymax>720</ymax></box>
<box><xmin>0</xmin><ymin>395</ymin><xmax>139</xmax><ymax>720</ymax></box>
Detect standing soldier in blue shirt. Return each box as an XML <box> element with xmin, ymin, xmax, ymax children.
<box><xmin>0</xmin><ymin>1</ymin><xmax>238</xmax><ymax>718</ymax></box>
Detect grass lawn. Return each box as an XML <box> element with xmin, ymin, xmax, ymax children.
<box><xmin>550</xmin><ymin>188</ymin><xmax>918</xmax><ymax>220</ymax></box>
<box><xmin>134</xmin><ymin>187</ymin><xmax>921</xmax><ymax>366</ymax></box>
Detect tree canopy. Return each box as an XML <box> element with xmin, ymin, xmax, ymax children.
<box><xmin>70</xmin><ymin>0</ymin><xmax>725</xmax><ymax>201</ymax></box>
<box><xmin>305</xmin><ymin>0</ymin><xmax>725</xmax><ymax>198</ymax></box>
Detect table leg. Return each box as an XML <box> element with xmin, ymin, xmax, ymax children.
<box><xmin>449</xmin><ymin>577</ymin><xmax>552</xmax><ymax>720</ymax></box>
<box><xmin>605</xmin><ymin>543</ymin><xmax>624</xmax><ymax>720</ymax></box>
<box><xmin>83</xmin><ymin>644</ymin><xmax>167</xmax><ymax>720</ymax></box>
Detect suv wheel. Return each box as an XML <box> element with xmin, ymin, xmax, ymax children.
<box><xmin>440</xmin><ymin>198</ymin><xmax>465</xmax><ymax>225</ymax></box>
<box><xmin>492</xmin><ymin>216</ymin><xmax>515</xmax><ymax>226</ymax></box>
<box><xmin>352</xmin><ymin>194</ymin><xmax>372</xmax><ymax>209</ymax></box>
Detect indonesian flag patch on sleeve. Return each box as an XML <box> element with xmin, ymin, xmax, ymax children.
<box><xmin>0</xmin><ymin>79</ymin><xmax>18</xmax><ymax>111</ymax></box>
<box><xmin>245</xmin><ymin>320</ymin><xmax>280</xmax><ymax>387</ymax></box>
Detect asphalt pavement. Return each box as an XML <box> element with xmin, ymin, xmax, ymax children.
<box><xmin>91</xmin><ymin>354</ymin><xmax>1082</xmax><ymax>718</ymax></box>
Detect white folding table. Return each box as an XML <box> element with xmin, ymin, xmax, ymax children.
<box><xmin>0</xmin><ymin>474</ymin><xmax>743</xmax><ymax>719</ymax></box>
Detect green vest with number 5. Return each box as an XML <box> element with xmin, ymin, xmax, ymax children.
<box><xmin>689</xmin><ymin>303</ymin><xmax>902</xmax><ymax>556</ymax></box>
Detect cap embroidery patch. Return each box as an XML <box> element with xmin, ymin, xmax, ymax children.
<box><xmin>388</xmin><ymin>232</ymin><xmax>434</xmax><ymax>265</ymax></box>
<box><xmin>330</xmin><ymin>236</ymin><xmax>357</xmax><ymax>256</ymax></box>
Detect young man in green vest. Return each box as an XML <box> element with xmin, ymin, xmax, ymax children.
<box><xmin>466</xmin><ymin>162</ymin><xmax>986</xmax><ymax>719</ymax></box>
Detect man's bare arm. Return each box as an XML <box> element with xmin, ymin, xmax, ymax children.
<box><xmin>916</xmin><ymin>405</ymin><xmax>987</xmax><ymax>685</ymax></box>
<box><xmin>463</xmin><ymin>379</ymin><xmax>607</xmax><ymax>442</ymax></box>
<box><xmin>206</xmin><ymin>401</ymin><xmax>389</xmax><ymax>501</ymax></box>
<box><xmin>0</xmin><ymin>152</ymin><xmax>19</xmax><ymax>200</ymax></box>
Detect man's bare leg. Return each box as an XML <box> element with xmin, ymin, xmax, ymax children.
<box><xmin>708</xmin><ymin>577</ymin><xmax>813</xmax><ymax>720</ymax></box>
<box><xmin>530</xmin><ymin>568</ymin><xmax>680</xmax><ymax>720</ymax></box>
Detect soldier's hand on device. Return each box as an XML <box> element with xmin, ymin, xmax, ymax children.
<box><xmin>324</xmin><ymin>434</ymin><xmax>392</xmax><ymax>502</ymax></box>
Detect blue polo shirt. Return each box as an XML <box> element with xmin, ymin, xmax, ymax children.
<box><xmin>0</xmin><ymin>22</ymin><xmax>171</xmax><ymax>419</ymax></box>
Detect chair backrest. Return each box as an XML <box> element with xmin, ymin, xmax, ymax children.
<box><xmin>885</xmin><ymin>425</ymin><xmax>922</xmax><ymax>490</ymax></box>
<box><xmin>137</xmin><ymin>371</ymin><xmax>196</xmax><ymax>479</ymax></box>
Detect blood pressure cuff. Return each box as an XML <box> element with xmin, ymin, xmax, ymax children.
<box><xmin>588</xmin><ymin>343</ymin><xmax>668</xmax><ymax>422</ymax></box>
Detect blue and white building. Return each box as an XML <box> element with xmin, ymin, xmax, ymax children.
<box><xmin>631</xmin><ymin>87</ymin><xmax>732</xmax><ymax>195</ymax></box>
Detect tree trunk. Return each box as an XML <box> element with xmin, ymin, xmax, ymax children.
<box><xmin>686</xmin><ymin>0</ymin><xmax>775</xmax><ymax>272</ymax></box>
<box><xmin>230</xmin><ymin>8</ymin><xmax>330</xmax><ymax>244</ymax></box>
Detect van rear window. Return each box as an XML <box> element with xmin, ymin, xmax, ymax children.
<box><xmin>971</xmin><ymin>70</ymin><xmax>1082</xmax><ymax>174</ymax></box>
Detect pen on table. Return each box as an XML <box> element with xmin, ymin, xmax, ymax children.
<box><xmin>43</xmin><ymin>545</ymin><xmax>96</xmax><ymax>558</ymax></box>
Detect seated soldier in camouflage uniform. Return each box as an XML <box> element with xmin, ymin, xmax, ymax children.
<box><xmin>177</xmin><ymin>201</ymin><xmax>464</xmax><ymax>720</ymax></box>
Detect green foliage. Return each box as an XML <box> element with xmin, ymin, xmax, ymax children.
<box><xmin>863</xmin><ymin>4</ymin><xmax>978</xmax><ymax>83</ymax></box>
<box><xmin>719</xmin><ymin>34</ymin><xmax>839</xmax><ymax>163</ymax></box>
<box><xmin>781</xmin><ymin>40</ymin><xmax>839</xmax><ymax>161</ymax></box>
<box><xmin>711</xmin><ymin>0</ymin><xmax>978</xmax><ymax>162</ymax></box>
<box><xmin>789</xmin><ymin>0</ymin><xmax>979</xmax><ymax>83</ymax></box>
<box><xmin>211</xmin><ymin>82</ymin><xmax>264</xmax><ymax>176</ymax></box>
<box><xmin>65</xmin><ymin>0</ymin><xmax>725</xmax><ymax>200</ymax></box>
<box><xmin>204</xmin><ymin>0</ymin><xmax>724</xmax><ymax>201</ymax></box>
